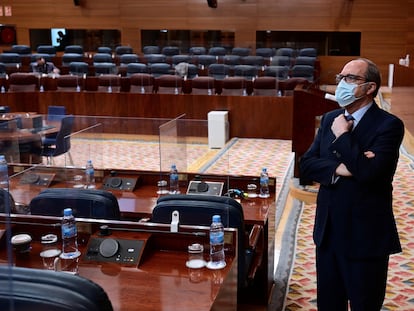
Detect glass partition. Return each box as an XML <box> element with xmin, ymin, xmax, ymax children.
<box><xmin>0</xmin><ymin>118</ymin><xmax>21</xmax><ymax>164</ymax></box>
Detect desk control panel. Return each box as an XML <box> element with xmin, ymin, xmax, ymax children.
<box><xmin>84</xmin><ymin>237</ymin><xmax>145</xmax><ymax>265</ymax></box>
<box><xmin>102</xmin><ymin>176</ymin><xmax>138</xmax><ymax>191</ymax></box>
<box><xmin>186</xmin><ymin>180</ymin><xmax>224</xmax><ymax>196</ymax></box>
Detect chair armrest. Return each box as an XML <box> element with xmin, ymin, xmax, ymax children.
<box><xmin>248</xmin><ymin>224</ymin><xmax>263</xmax><ymax>250</ymax></box>
<box><xmin>247</xmin><ymin>224</ymin><xmax>264</xmax><ymax>281</ymax></box>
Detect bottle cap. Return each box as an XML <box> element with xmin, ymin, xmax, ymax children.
<box><xmin>212</xmin><ymin>215</ymin><xmax>221</xmax><ymax>222</ymax></box>
<box><xmin>0</xmin><ymin>155</ymin><xmax>5</xmax><ymax>161</ymax></box>
<box><xmin>63</xmin><ymin>208</ymin><xmax>73</xmax><ymax>216</ymax></box>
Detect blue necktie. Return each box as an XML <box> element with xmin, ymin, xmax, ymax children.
<box><xmin>345</xmin><ymin>114</ymin><xmax>354</xmax><ymax>121</ymax></box>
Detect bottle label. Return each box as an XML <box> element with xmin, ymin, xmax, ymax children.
<box><xmin>62</xmin><ymin>224</ymin><xmax>76</xmax><ymax>239</ymax></box>
<box><xmin>170</xmin><ymin>173</ymin><xmax>178</xmax><ymax>181</ymax></box>
<box><xmin>260</xmin><ymin>176</ymin><xmax>269</xmax><ymax>185</ymax></box>
<box><xmin>210</xmin><ymin>231</ymin><xmax>224</xmax><ymax>244</ymax></box>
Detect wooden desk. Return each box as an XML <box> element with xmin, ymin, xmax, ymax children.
<box><xmin>0</xmin><ymin>215</ymin><xmax>238</xmax><ymax>311</ymax></box>
<box><xmin>8</xmin><ymin>165</ymin><xmax>275</xmax><ymax>305</ymax></box>
<box><xmin>0</xmin><ymin>116</ymin><xmax>58</xmax><ymax>164</ymax></box>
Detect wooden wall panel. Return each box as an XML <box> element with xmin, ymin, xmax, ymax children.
<box><xmin>0</xmin><ymin>0</ymin><xmax>412</xmax><ymax>84</ymax></box>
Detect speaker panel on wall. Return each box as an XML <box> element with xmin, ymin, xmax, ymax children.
<box><xmin>0</xmin><ymin>25</ymin><xmax>17</xmax><ymax>45</ymax></box>
<box><xmin>207</xmin><ymin>0</ymin><xmax>217</xmax><ymax>8</ymax></box>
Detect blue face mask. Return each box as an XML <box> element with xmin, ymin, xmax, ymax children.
<box><xmin>335</xmin><ymin>79</ymin><xmax>366</xmax><ymax>107</ymax></box>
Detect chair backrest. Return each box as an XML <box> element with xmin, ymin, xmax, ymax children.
<box><xmin>142</xmin><ymin>45</ymin><xmax>160</xmax><ymax>54</ymax></box>
<box><xmin>8</xmin><ymin>73</ymin><xmax>38</xmax><ymax>92</ymax></box>
<box><xmin>149</xmin><ymin>62</ymin><xmax>171</xmax><ymax>77</ymax></box>
<box><xmin>10</xmin><ymin>45</ymin><xmax>31</xmax><ymax>56</ymax></box>
<box><xmin>223</xmin><ymin>55</ymin><xmax>242</xmax><ymax>68</ymax></box>
<box><xmin>233</xmin><ymin>65</ymin><xmax>258</xmax><ymax>80</ymax></box>
<box><xmin>264</xmin><ymin>65</ymin><xmax>290</xmax><ymax>80</ymax></box>
<box><xmin>97</xmin><ymin>46</ymin><xmax>112</xmax><ymax>54</ymax></box>
<box><xmin>191</xmin><ymin>76</ymin><xmax>215</xmax><ymax>95</ymax></box>
<box><xmin>151</xmin><ymin>194</ymin><xmax>247</xmax><ymax>288</ymax></box>
<box><xmin>61</xmin><ymin>53</ymin><xmax>84</xmax><ymax>66</ymax></box>
<box><xmin>196</xmin><ymin>55</ymin><xmax>217</xmax><ymax>68</ymax></box>
<box><xmin>56</xmin><ymin>75</ymin><xmax>82</xmax><ymax>91</ymax></box>
<box><xmin>115</xmin><ymin>46</ymin><xmax>133</xmax><ymax>55</ymax></box>
<box><xmin>255</xmin><ymin>47</ymin><xmax>275</xmax><ymax>58</ymax></box>
<box><xmin>94</xmin><ymin>63</ymin><xmax>117</xmax><ymax>76</ymax></box>
<box><xmin>221</xmin><ymin>76</ymin><xmax>246</xmax><ymax>96</ymax></box>
<box><xmin>145</xmin><ymin>54</ymin><xmax>167</xmax><ymax>65</ymax></box>
<box><xmin>275</xmin><ymin>47</ymin><xmax>294</xmax><ymax>57</ymax></box>
<box><xmin>298</xmin><ymin>47</ymin><xmax>317</xmax><ymax>57</ymax></box>
<box><xmin>161</xmin><ymin>46</ymin><xmax>180</xmax><ymax>56</ymax></box>
<box><xmin>253</xmin><ymin>76</ymin><xmax>278</xmax><ymax>96</ymax></box>
<box><xmin>0</xmin><ymin>188</ymin><xmax>15</xmax><ymax>213</ymax></box>
<box><xmin>241</xmin><ymin>55</ymin><xmax>265</xmax><ymax>67</ymax></box>
<box><xmin>0</xmin><ymin>265</ymin><xmax>113</xmax><ymax>311</ymax></box>
<box><xmin>52</xmin><ymin>115</ymin><xmax>74</xmax><ymax>156</ymax></box>
<box><xmin>93</xmin><ymin>53</ymin><xmax>113</xmax><ymax>64</ymax></box>
<box><xmin>129</xmin><ymin>73</ymin><xmax>154</xmax><ymax>93</ymax></box>
<box><xmin>232</xmin><ymin>47</ymin><xmax>251</xmax><ymax>57</ymax></box>
<box><xmin>0</xmin><ymin>53</ymin><xmax>21</xmax><ymax>67</ymax></box>
<box><xmin>208</xmin><ymin>63</ymin><xmax>230</xmax><ymax>80</ymax></box>
<box><xmin>156</xmin><ymin>74</ymin><xmax>182</xmax><ymax>94</ymax></box>
<box><xmin>171</xmin><ymin>55</ymin><xmax>192</xmax><ymax>65</ymax></box>
<box><xmin>189</xmin><ymin>46</ymin><xmax>206</xmax><ymax>55</ymax></box>
<box><xmin>290</xmin><ymin>64</ymin><xmax>315</xmax><ymax>81</ymax></box>
<box><xmin>126</xmin><ymin>63</ymin><xmax>148</xmax><ymax>76</ymax></box>
<box><xmin>37</xmin><ymin>45</ymin><xmax>57</xmax><ymax>55</ymax></box>
<box><xmin>47</xmin><ymin>105</ymin><xmax>66</xmax><ymax>122</ymax></box>
<box><xmin>270</xmin><ymin>55</ymin><xmax>292</xmax><ymax>67</ymax></box>
<box><xmin>294</xmin><ymin>56</ymin><xmax>316</xmax><ymax>67</ymax></box>
<box><xmin>64</xmin><ymin>45</ymin><xmax>84</xmax><ymax>54</ymax></box>
<box><xmin>119</xmin><ymin>53</ymin><xmax>139</xmax><ymax>66</ymax></box>
<box><xmin>98</xmin><ymin>74</ymin><xmax>121</xmax><ymax>92</ymax></box>
<box><xmin>208</xmin><ymin>46</ymin><xmax>227</xmax><ymax>56</ymax></box>
<box><xmin>30</xmin><ymin>188</ymin><xmax>121</xmax><ymax>220</ymax></box>
<box><xmin>69</xmin><ymin>61</ymin><xmax>89</xmax><ymax>76</ymax></box>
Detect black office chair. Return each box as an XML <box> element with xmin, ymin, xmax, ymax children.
<box><xmin>150</xmin><ymin>194</ymin><xmax>263</xmax><ymax>292</ymax></box>
<box><xmin>41</xmin><ymin>115</ymin><xmax>74</xmax><ymax>165</ymax></box>
<box><xmin>0</xmin><ymin>188</ymin><xmax>15</xmax><ymax>213</ymax></box>
<box><xmin>29</xmin><ymin>188</ymin><xmax>121</xmax><ymax>220</ymax></box>
<box><xmin>47</xmin><ymin>105</ymin><xmax>66</xmax><ymax>122</ymax></box>
<box><xmin>0</xmin><ymin>265</ymin><xmax>113</xmax><ymax>311</ymax></box>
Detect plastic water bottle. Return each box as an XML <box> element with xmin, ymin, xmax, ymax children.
<box><xmin>85</xmin><ymin>159</ymin><xmax>95</xmax><ymax>189</ymax></box>
<box><xmin>1</xmin><ymin>86</ymin><xmax>5</xmax><ymax>93</ymax></box>
<box><xmin>209</xmin><ymin>215</ymin><xmax>226</xmax><ymax>269</ymax></box>
<box><xmin>169</xmin><ymin>164</ymin><xmax>179</xmax><ymax>194</ymax></box>
<box><xmin>259</xmin><ymin>167</ymin><xmax>270</xmax><ymax>198</ymax></box>
<box><xmin>61</xmin><ymin>208</ymin><xmax>79</xmax><ymax>259</ymax></box>
<box><xmin>0</xmin><ymin>155</ymin><xmax>9</xmax><ymax>192</ymax></box>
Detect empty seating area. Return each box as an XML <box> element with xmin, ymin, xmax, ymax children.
<box><xmin>0</xmin><ymin>44</ymin><xmax>318</xmax><ymax>95</ymax></box>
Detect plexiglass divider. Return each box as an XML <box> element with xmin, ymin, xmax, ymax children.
<box><xmin>0</xmin><ymin>119</ymin><xmax>21</xmax><ymax>164</ymax></box>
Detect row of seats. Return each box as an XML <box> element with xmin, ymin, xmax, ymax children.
<box><xmin>0</xmin><ymin>59</ymin><xmax>316</xmax><ymax>82</ymax></box>
<box><xmin>2</xmin><ymin>72</ymin><xmax>309</xmax><ymax>96</ymax></box>
<box><xmin>5</xmin><ymin>44</ymin><xmax>316</xmax><ymax>58</ymax></box>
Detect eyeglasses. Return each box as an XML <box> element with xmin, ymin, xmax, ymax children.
<box><xmin>335</xmin><ymin>74</ymin><xmax>367</xmax><ymax>84</ymax></box>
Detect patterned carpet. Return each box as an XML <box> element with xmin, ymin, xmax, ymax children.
<box><xmin>283</xmin><ymin>153</ymin><xmax>414</xmax><ymax>310</ymax></box>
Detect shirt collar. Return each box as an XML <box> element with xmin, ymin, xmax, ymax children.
<box><xmin>345</xmin><ymin>102</ymin><xmax>373</xmax><ymax>128</ymax></box>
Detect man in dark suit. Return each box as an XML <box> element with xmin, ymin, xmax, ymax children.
<box><xmin>32</xmin><ymin>56</ymin><xmax>60</xmax><ymax>75</ymax></box>
<box><xmin>300</xmin><ymin>58</ymin><xmax>404</xmax><ymax>310</ymax></box>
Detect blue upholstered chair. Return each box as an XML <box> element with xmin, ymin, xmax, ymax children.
<box><xmin>0</xmin><ymin>266</ymin><xmax>113</xmax><ymax>311</ymax></box>
<box><xmin>208</xmin><ymin>63</ymin><xmax>230</xmax><ymax>80</ymax></box>
<box><xmin>47</xmin><ymin>105</ymin><xmax>66</xmax><ymax>122</ymax></box>
<box><xmin>30</xmin><ymin>188</ymin><xmax>121</xmax><ymax>220</ymax></box>
<box><xmin>41</xmin><ymin>115</ymin><xmax>74</xmax><ymax>165</ymax></box>
<box><xmin>151</xmin><ymin>194</ymin><xmax>263</xmax><ymax>293</ymax></box>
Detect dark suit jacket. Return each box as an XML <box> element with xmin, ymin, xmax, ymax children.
<box><xmin>300</xmin><ymin>102</ymin><xmax>404</xmax><ymax>258</ymax></box>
